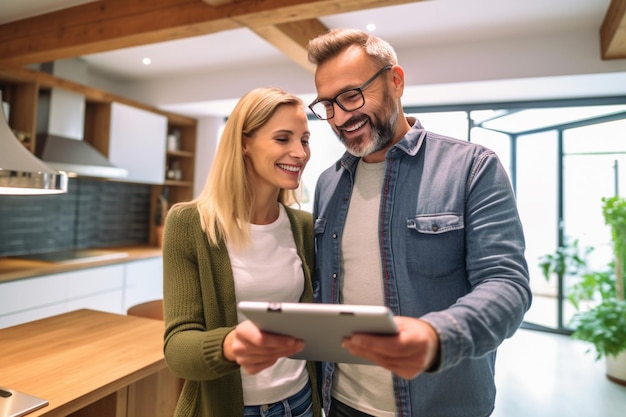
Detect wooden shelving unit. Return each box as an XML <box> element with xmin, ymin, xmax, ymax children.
<box><xmin>164</xmin><ymin>121</ymin><xmax>196</xmax><ymax>201</ymax></box>
<box><xmin>149</xmin><ymin>118</ymin><xmax>198</xmax><ymax>246</ymax></box>
<box><xmin>0</xmin><ymin>67</ymin><xmax>197</xmax><ymax>248</ymax></box>
<box><xmin>0</xmin><ymin>78</ymin><xmax>38</xmax><ymax>153</ymax></box>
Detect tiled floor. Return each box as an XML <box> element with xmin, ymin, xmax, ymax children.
<box><xmin>492</xmin><ymin>327</ymin><xmax>626</xmax><ymax>417</ymax></box>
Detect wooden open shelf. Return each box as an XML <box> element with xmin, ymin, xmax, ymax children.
<box><xmin>0</xmin><ymin>66</ymin><xmax>197</xmax><ymax>248</ymax></box>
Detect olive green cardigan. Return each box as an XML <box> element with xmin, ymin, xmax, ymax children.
<box><xmin>162</xmin><ymin>204</ymin><xmax>321</xmax><ymax>417</ymax></box>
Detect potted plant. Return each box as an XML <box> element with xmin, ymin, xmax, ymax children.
<box><xmin>539</xmin><ymin>196</ymin><xmax>626</xmax><ymax>385</ymax></box>
<box><xmin>538</xmin><ymin>237</ymin><xmax>590</xmax><ymax>285</ymax></box>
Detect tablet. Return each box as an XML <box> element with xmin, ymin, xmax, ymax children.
<box><xmin>237</xmin><ymin>301</ymin><xmax>398</xmax><ymax>365</ymax></box>
<box><xmin>0</xmin><ymin>387</ymin><xmax>48</xmax><ymax>417</ymax></box>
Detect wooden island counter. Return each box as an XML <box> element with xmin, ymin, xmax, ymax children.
<box><xmin>0</xmin><ymin>309</ymin><xmax>178</xmax><ymax>417</ymax></box>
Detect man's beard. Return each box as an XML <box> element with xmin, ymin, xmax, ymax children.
<box><xmin>334</xmin><ymin>96</ymin><xmax>399</xmax><ymax>158</ymax></box>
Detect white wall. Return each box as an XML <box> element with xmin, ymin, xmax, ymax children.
<box><xmin>193</xmin><ymin>115</ymin><xmax>223</xmax><ymax>198</ymax></box>
<box><xmin>124</xmin><ymin>60</ymin><xmax>313</xmax><ymax>115</ymax></box>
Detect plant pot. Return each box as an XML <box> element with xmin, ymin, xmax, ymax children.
<box><xmin>606</xmin><ymin>350</ymin><xmax>626</xmax><ymax>386</ymax></box>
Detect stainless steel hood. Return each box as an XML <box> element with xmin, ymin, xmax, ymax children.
<box><xmin>0</xmin><ymin>91</ymin><xmax>68</xmax><ymax>195</ymax></box>
<box><xmin>34</xmin><ymin>59</ymin><xmax>127</xmax><ymax>179</ymax></box>
<box><xmin>35</xmin><ymin>134</ymin><xmax>127</xmax><ymax>179</ymax></box>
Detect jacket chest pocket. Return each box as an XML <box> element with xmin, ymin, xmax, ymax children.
<box><xmin>405</xmin><ymin>213</ymin><xmax>465</xmax><ymax>278</ymax></box>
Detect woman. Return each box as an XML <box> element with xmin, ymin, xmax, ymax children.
<box><xmin>162</xmin><ymin>87</ymin><xmax>321</xmax><ymax>417</ymax></box>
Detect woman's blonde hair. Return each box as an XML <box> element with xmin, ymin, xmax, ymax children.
<box><xmin>185</xmin><ymin>87</ymin><xmax>305</xmax><ymax>249</ymax></box>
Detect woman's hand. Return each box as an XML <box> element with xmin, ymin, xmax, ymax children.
<box><xmin>224</xmin><ymin>320</ymin><xmax>305</xmax><ymax>374</ymax></box>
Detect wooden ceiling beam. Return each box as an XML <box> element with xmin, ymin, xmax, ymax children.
<box><xmin>202</xmin><ymin>0</ymin><xmax>236</xmax><ymax>5</ymax></box>
<box><xmin>601</xmin><ymin>0</ymin><xmax>626</xmax><ymax>59</ymax></box>
<box><xmin>251</xmin><ymin>19</ymin><xmax>329</xmax><ymax>72</ymax></box>
<box><xmin>0</xmin><ymin>0</ymin><xmax>425</xmax><ymax>69</ymax></box>
<box><xmin>0</xmin><ymin>0</ymin><xmax>241</xmax><ymax>68</ymax></box>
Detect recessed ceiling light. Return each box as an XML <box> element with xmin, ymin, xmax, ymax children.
<box><xmin>142</xmin><ymin>57</ymin><xmax>152</xmax><ymax>65</ymax></box>
<box><xmin>366</xmin><ymin>24</ymin><xmax>376</xmax><ymax>32</ymax></box>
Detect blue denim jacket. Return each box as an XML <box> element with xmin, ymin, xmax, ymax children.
<box><xmin>313</xmin><ymin>118</ymin><xmax>532</xmax><ymax>417</ymax></box>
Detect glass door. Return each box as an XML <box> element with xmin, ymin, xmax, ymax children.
<box><xmin>474</xmin><ymin>106</ymin><xmax>626</xmax><ymax>331</ymax></box>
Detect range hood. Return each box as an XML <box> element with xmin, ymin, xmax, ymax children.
<box><xmin>0</xmin><ymin>92</ymin><xmax>68</xmax><ymax>195</ymax></box>
<box><xmin>35</xmin><ymin>134</ymin><xmax>127</xmax><ymax>179</ymax></box>
<box><xmin>34</xmin><ymin>60</ymin><xmax>127</xmax><ymax>179</ymax></box>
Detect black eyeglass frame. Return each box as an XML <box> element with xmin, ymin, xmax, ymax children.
<box><xmin>308</xmin><ymin>65</ymin><xmax>393</xmax><ymax>120</ymax></box>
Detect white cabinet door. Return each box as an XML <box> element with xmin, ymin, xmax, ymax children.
<box><xmin>123</xmin><ymin>257</ymin><xmax>163</xmax><ymax>312</ymax></box>
<box><xmin>109</xmin><ymin>102</ymin><xmax>167</xmax><ymax>184</ymax></box>
<box><xmin>0</xmin><ymin>264</ymin><xmax>125</xmax><ymax>329</ymax></box>
<box><xmin>65</xmin><ymin>265</ymin><xmax>125</xmax><ymax>314</ymax></box>
<box><xmin>0</xmin><ymin>258</ymin><xmax>165</xmax><ymax>329</ymax></box>
<box><xmin>0</xmin><ymin>274</ymin><xmax>67</xmax><ymax>328</ymax></box>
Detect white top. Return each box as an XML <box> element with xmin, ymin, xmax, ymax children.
<box><xmin>228</xmin><ymin>204</ymin><xmax>308</xmax><ymax>405</ymax></box>
<box><xmin>335</xmin><ymin>159</ymin><xmax>396</xmax><ymax>416</ymax></box>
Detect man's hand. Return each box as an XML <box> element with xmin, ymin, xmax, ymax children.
<box><xmin>341</xmin><ymin>316</ymin><xmax>440</xmax><ymax>379</ymax></box>
<box><xmin>223</xmin><ymin>320</ymin><xmax>304</xmax><ymax>375</ymax></box>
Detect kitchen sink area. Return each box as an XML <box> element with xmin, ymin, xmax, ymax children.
<box><xmin>12</xmin><ymin>249</ymin><xmax>129</xmax><ymax>264</ymax></box>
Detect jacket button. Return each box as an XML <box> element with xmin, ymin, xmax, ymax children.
<box><xmin>332</xmin><ymin>233</ymin><xmax>337</xmax><ymax>239</ymax></box>
<box><xmin>432</xmin><ymin>225</ymin><xmax>439</xmax><ymax>232</ymax></box>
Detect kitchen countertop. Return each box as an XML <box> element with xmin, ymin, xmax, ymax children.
<box><xmin>0</xmin><ymin>309</ymin><xmax>172</xmax><ymax>417</ymax></box>
<box><xmin>0</xmin><ymin>245</ymin><xmax>162</xmax><ymax>284</ymax></box>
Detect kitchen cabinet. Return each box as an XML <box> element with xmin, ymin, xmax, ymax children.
<box><xmin>0</xmin><ymin>67</ymin><xmax>197</xmax><ymax>247</ymax></box>
<box><xmin>123</xmin><ymin>257</ymin><xmax>163</xmax><ymax>312</ymax></box>
<box><xmin>109</xmin><ymin>102</ymin><xmax>167</xmax><ymax>184</ymax></box>
<box><xmin>0</xmin><ymin>256</ymin><xmax>163</xmax><ymax>329</ymax></box>
<box><xmin>0</xmin><ymin>264</ymin><xmax>125</xmax><ymax>328</ymax></box>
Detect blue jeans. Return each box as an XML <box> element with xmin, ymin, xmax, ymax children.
<box><xmin>328</xmin><ymin>398</ymin><xmax>373</xmax><ymax>417</ymax></box>
<box><xmin>243</xmin><ymin>382</ymin><xmax>313</xmax><ymax>417</ymax></box>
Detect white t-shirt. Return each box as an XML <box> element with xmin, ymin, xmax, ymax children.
<box><xmin>334</xmin><ymin>160</ymin><xmax>396</xmax><ymax>417</ymax></box>
<box><xmin>228</xmin><ymin>204</ymin><xmax>308</xmax><ymax>405</ymax></box>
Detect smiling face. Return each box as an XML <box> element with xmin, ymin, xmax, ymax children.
<box><xmin>243</xmin><ymin>103</ymin><xmax>311</xmax><ymax>198</ymax></box>
<box><xmin>314</xmin><ymin>46</ymin><xmax>405</xmax><ymax>162</ymax></box>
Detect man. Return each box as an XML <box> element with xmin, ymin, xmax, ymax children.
<box><xmin>308</xmin><ymin>28</ymin><xmax>532</xmax><ymax>417</ymax></box>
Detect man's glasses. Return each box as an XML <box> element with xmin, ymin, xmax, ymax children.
<box><xmin>309</xmin><ymin>65</ymin><xmax>392</xmax><ymax>120</ymax></box>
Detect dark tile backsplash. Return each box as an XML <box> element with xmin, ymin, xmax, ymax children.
<box><xmin>0</xmin><ymin>178</ymin><xmax>151</xmax><ymax>256</ymax></box>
